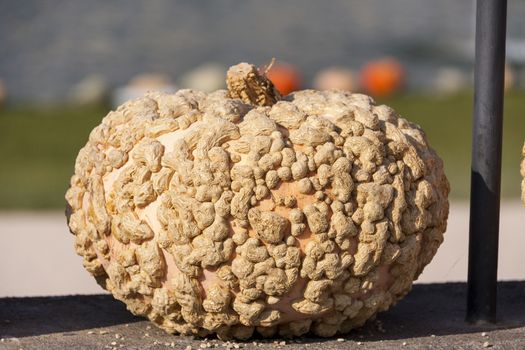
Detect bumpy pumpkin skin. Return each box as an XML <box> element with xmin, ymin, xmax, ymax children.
<box><xmin>66</xmin><ymin>63</ymin><xmax>449</xmax><ymax>340</ymax></box>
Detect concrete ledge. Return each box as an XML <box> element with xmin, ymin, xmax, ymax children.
<box><xmin>1</xmin><ymin>282</ymin><xmax>524</xmax><ymax>349</ymax></box>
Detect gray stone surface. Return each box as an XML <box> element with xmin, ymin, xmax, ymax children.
<box><xmin>1</xmin><ymin>282</ymin><xmax>524</xmax><ymax>349</ymax></box>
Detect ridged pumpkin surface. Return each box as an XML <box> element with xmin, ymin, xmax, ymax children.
<box><xmin>66</xmin><ymin>63</ymin><xmax>449</xmax><ymax>339</ymax></box>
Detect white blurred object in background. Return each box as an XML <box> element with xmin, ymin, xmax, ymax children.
<box><xmin>113</xmin><ymin>73</ymin><xmax>177</xmax><ymax>108</ymax></box>
<box><xmin>178</xmin><ymin>63</ymin><xmax>226</xmax><ymax>92</ymax></box>
<box><xmin>504</xmin><ymin>63</ymin><xmax>516</xmax><ymax>91</ymax></box>
<box><xmin>69</xmin><ymin>74</ymin><xmax>109</xmax><ymax>105</ymax></box>
<box><xmin>313</xmin><ymin>66</ymin><xmax>356</xmax><ymax>91</ymax></box>
<box><xmin>432</xmin><ymin>67</ymin><xmax>468</xmax><ymax>95</ymax></box>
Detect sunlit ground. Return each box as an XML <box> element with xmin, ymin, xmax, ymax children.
<box><xmin>0</xmin><ymin>90</ymin><xmax>524</xmax><ymax>209</ymax></box>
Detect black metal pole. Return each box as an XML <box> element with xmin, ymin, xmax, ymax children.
<box><xmin>467</xmin><ymin>0</ymin><xmax>507</xmax><ymax>323</ymax></box>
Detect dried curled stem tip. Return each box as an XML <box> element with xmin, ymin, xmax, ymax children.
<box><xmin>227</xmin><ymin>62</ymin><xmax>281</xmax><ymax>107</ymax></box>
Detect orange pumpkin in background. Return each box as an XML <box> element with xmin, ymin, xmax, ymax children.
<box><xmin>360</xmin><ymin>57</ymin><xmax>405</xmax><ymax>97</ymax></box>
<box><xmin>266</xmin><ymin>62</ymin><xmax>302</xmax><ymax>96</ymax></box>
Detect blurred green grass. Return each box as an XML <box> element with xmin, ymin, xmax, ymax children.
<box><xmin>382</xmin><ymin>91</ymin><xmax>524</xmax><ymax>199</ymax></box>
<box><xmin>0</xmin><ymin>91</ymin><xmax>524</xmax><ymax>209</ymax></box>
<box><xmin>0</xmin><ymin>104</ymin><xmax>107</xmax><ymax>209</ymax></box>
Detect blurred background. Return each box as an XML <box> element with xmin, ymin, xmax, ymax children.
<box><xmin>1</xmin><ymin>0</ymin><xmax>524</xmax><ymax>297</ymax></box>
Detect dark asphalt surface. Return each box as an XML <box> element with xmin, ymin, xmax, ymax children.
<box><xmin>1</xmin><ymin>282</ymin><xmax>525</xmax><ymax>349</ymax></box>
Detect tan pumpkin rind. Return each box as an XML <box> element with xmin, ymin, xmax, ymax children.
<box><xmin>65</xmin><ymin>62</ymin><xmax>450</xmax><ymax>340</ymax></box>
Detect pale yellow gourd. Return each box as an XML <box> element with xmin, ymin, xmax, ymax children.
<box><xmin>66</xmin><ymin>62</ymin><xmax>449</xmax><ymax>340</ymax></box>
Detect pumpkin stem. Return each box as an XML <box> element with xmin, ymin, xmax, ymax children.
<box><xmin>226</xmin><ymin>62</ymin><xmax>281</xmax><ymax>107</ymax></box>
<box><xmin>262</xmin><ymin>57</ymin><xmax>276</xmax><ymax>75</ymax></box>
